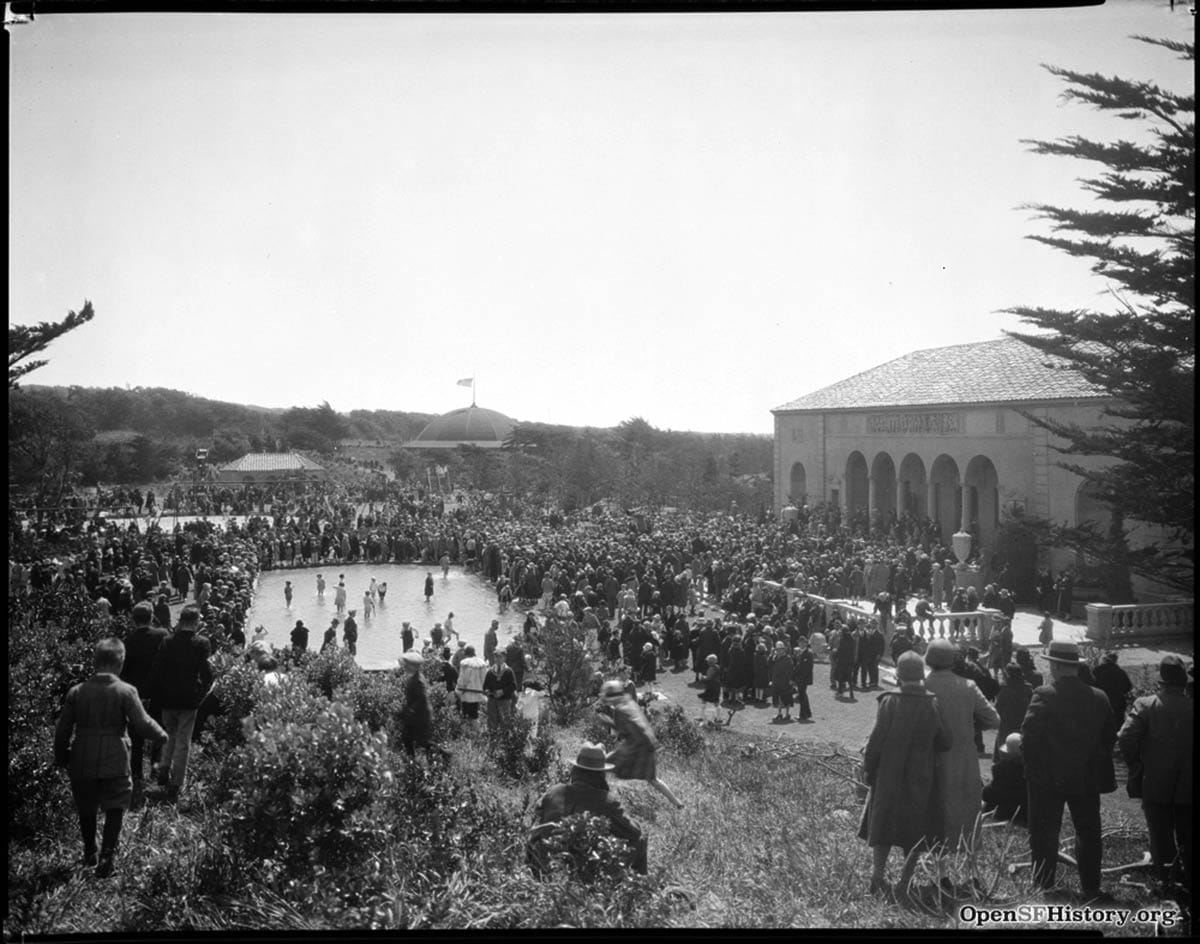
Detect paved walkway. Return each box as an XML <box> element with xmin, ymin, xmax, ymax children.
<box><xmin>647</xmin><ymin>600</ymin><xmax>1193</xmax><ymax>759</ymax></box>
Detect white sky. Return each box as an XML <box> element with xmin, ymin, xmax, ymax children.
<box><xmin>8</xmin><ymin>5</ymin><xmax>1194</xmax><ymax>434</ymax></box>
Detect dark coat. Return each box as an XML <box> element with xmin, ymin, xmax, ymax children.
<box><xmin>993</xmin><ymin>679</ymin><xmax>1032</xmax><ymax>757</ymax></box>
<box><xmin>858</xmin><ymin>689</ymin><xmax>951</xmax><ymax>851</ymax></box>
<box><xmin>769</xmin><ymin>652</ymin><xmax>794</xmax><ymax>693</ymax></box>
<box><xmin>120</xmin><ymin>625</ymin><xmax>168</xmax><ymax>697</ymax></box>
<box><xmin>1117</xmin><ymin>687</ymin><xmax>1193</xmax><ymax>805</ymax></box>
<box><xmin>1092</xmin><ymin>662</ymin><xmax>1134</xmax><ymax>727</ymax></box>
<box><xmin>793</xmin><ymin>649</ymin><xmax>814</xmax><ymax>688</ymax></box>
<box><xmin>533</xmin><ymin>774</ymin><xmax>645</xmax><ymax>869</ymax></box>
<box><xmin>150</xmin><ymin>629</ymin><xmax>213</xmax><ymax>710</ymax></box>
<box><xmin>399</xmin><ymin>671</ymin><xmax>433</xmax><ymax>743</ymax></box>
<box><xmin>982</xmin><ymin>753</ymin><xmax>1027</xmax><ymax>825</ymax></box>
<box><xmin>1021</xmin><ymin>675</ymin><xmax>1116</xmax><ymax>798</ymax></box>
<box><xmin>724</xmin><ymin>642</ymin><xmax>748</xmax><ymax>690</ymax></box>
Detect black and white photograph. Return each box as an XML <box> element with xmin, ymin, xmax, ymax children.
<box><xmin>7</xmin><ymin>2</ymin><xmax>1194</xmax><ymax>934</ymax></box>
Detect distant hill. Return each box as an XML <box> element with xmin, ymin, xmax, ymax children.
<box><xmin>11</xmin><ymin>386</ymin><xmax>772</xmax><ymax>511</ymax></box>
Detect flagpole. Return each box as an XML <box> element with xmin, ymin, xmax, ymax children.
<box><xmin>472</xmin><ymin>376</ymin><xmax>477</xmax><ymax>407</ymax></box>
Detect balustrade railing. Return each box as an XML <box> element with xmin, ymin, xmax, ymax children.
<box><xmin>1086</xmin><ymin>601</ymin><xmax>1193</xmax><ymax>642</ymax></box>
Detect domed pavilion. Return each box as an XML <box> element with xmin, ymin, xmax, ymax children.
<box><xmin>405</xmin><ymin>404</ymin><xmax>516</xmax><ymax>450</ymax></box>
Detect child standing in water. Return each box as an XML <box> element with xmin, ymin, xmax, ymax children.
<box><xmin>284</xmin><ymin>581</ymin><xmax>293</xmax><ymax>606</ymax></box>
<box><xmin>378</xmin><ymin>582</ymin><xmax>388</xmax><ymax>604</ymax></box>
<box><xmin>424</xmin><ymin>572</ymin><xmax>434</xmax><ymax>602</ymax></box>
<box><xmin>362</xmin><ymin>589</ymin><xmax>375</xmax><ymax>619</ymax></box>
<box><xmin>316</xmin><ymin>574</ymin><xmax>326</xmax><ymax>600</ymax></box>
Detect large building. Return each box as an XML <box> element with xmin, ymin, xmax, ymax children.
<box><xmin>403</xmin><ymin>404</ymin><xmax>516</xmax><ymax>450</ymax></box>
<box><xmin>771</xmin><ymin>338</ymin><xmax>1118</xmax><ymax>561</ymax></box>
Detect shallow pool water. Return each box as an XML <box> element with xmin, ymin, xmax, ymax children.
<box><xmin>247</xmin><ymin>564</ymin><xmax>528</xmax><ymax>670</ymax></box>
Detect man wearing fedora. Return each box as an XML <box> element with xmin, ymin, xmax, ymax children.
<box><xmin>1020</xmin><ymin>639</ymin><xmax>1117</xmax><ymax>900</ymax></box>
<box><xmin>528</xmin><ymin>742</ymin><xmax>648</xmax><ymax>876</ymax></box>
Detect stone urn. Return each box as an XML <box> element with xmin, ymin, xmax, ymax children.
<box><xmin>951</xmin><ymin>530</ymin><xmax>972</xmax><ymax>567</ymax></box>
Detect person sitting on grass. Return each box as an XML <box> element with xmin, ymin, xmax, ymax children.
<box><xmin>527</xmin><ymin>742</ymin><xmax>648</xmax><ymax>877</ymax></box>
<box><xmin>981</xmin><ymin>733</ymin><xmax>1027</xmax><ymax>827</ymax></box>
<box><xmin>55</xmin><ymin>637</ymin><xmax>168</xmax><ymax>877</ymax></box>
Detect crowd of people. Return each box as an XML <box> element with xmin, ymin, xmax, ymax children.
<box><xmin>12</xmin><ymin>474</ymin><xmax>1192</xmax><ymax>910</ymax></box>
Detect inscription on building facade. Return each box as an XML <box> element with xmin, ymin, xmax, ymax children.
<box><xmin>866</xmin><ymin>412</ymin><xmax>964</xmax><ymax>435</ymax></box>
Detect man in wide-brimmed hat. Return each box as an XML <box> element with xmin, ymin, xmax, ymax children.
<box><xmin>1020</xmin><ymin>639</ymin><xmax>1117</xmax><ymax>900</ymax></box>
<box><xmin>528</xmin><ymin>742</ymin><xmax>647</xmax><ymax>876</ymax></box>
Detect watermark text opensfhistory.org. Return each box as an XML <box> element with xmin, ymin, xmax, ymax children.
<box><xmin>958</xmin><ymin>904</ymin><xmax>1184</xmax><ymax>930</ymax></box>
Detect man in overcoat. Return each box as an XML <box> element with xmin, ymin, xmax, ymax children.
<box><xmin>1020</xmin><ymin>639</ymin><xmax>1116</xmax><ymax>899</ymax></box>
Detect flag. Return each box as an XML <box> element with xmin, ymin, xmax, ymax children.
<box><xmin>456</xmin><ymin>377</ymin><xmax>474</xmax><ymax>387</ymax></box>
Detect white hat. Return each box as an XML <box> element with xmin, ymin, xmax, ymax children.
<box><xmin>400</xmin><ymin>651</ymin><xmax>424</xmax><ymax>666</ymax></box>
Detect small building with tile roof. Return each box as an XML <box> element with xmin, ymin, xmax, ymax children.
<box><xmin>215</xmin><ymin>452</ymin><xmax>328</xmax><ymax>485</ymax></box>
<box><xmin>772</xmin><ymin>338</ymin><xmax>1117</xmax><ymax>560</ymax></box>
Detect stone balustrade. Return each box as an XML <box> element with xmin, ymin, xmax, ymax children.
<box><xmin>1085</xmin><ymin>601</ymin><xmax>1193</xmax><ymax>643</ymax></box>
<box><xmin>909</xmin><ymin>607</ymin><xmax>1003</xmax><ymax>648</ymax></box>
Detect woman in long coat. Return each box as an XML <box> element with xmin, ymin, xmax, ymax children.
<box><xmin>753</xmin><ymin>643</ymin><xmax>770</xmax><ymax>702</ymax></box>
<box><xmin>923</xmin><ymin>639</ymin><xmax>1000</xmax><ymax>852</ymax></box>
<box><xmin>859</xmin><ymin>651</ymin><xmax>952</xmax><ymax>894</ymax></box>
<box><xmin>992</xmin><ymin>664</ymin><xmax>1032</xmax><ymax>760</ymax></box>
<box><xmin>597</xmin><ymin>680</ymin><xmax>684</xmax><ymax>808</ymax></box>
<box><xmin>723</xmin><ymin>635</ymin><xmax>748</xmax><ymax>704</ymax></box>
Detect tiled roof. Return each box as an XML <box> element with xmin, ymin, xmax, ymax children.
<box><xmin>773</xmin><ymin>338</ymin><xmax>1108</xmax><ymax>413</ymax></box>
<box><xmin>219</xmin><ymin>453</ymin><xmax>326</xmax><ymax>473</ymax></box>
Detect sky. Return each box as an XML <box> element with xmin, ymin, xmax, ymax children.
<box><xmin>8</xmin><ymin>4</ymin><xmax>1195</xmax><ymax>435</ymax></box>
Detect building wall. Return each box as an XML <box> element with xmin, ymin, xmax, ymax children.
<box><xmin>773</xmin><ymin>400</ymin><xmax>1116</xmax><ymax>542</ymax></box>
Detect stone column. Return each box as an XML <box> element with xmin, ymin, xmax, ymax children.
<box><xmin>868</xmin><ymin>476</ymin><xmax>877</xmax><ymax>529</ymax></box>
<box><xmin>960</xmin><ymin>485</ymin><xmax>970</xmax><ymax>533</ymax></box>
<box><xmin>926</xmin><ymin>481</ymin><xmax>937</xmax><ymax>524</ymax></box>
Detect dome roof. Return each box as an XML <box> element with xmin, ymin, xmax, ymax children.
<box><xmin>409</xmin><ymin>405</ymin><xmax>515</xmax><ymax>449</ymax></box>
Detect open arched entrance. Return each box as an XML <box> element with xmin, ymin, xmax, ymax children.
<box><xmin>898</xmin><ymin>453</ymin><xmax>927</xmax><ymax>517</ymax></box>
<box><xmin>929</xmin><ymin>454</ymin><xmax>961</xmax><ymax>544</ymax></box>
<box><xmin>845</xmin><ymin>451</ymin><xmax>868</xmax><ymax>522</ymax></box>
<box><xmin>789</xmin><ymin>461</ymin><xmax>807</xmax><ymax>506</ymax></box>
<box><xmin>964</xmin><ymin>455</ymin><xmax>1001</xmax><ymax>548</ymax></box>
<box><xmin>871</xmin><ymin>451</ymin><xmax>897</xmax><ymax>525</ymax></box>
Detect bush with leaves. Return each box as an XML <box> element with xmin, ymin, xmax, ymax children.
<box><xmin>8</xmin><ymin>588</ymin><xmax>107</xmax><ymax>841</ymax></box>
<box><xmin>532</xmin><ymin>617</ymin><xmax>598</xmax><ymax>725</ymax></box>
<box><xmin>485</xmin><ymin>711</ymin><xmax>561</xmax><ymax>782</ymax></box>
<box><xmin>423</xmin><ymin>679</ymin><xmax>465</xmax><ymax>745</ymax></box>
<box><xmin>203</xmin><ymin>651</ymin><xmax>268</xmax><ymax>749</ymax></box>
<box><xmin>342</xmin><ymin>669</ymin><xmax>403</xmax><ymax>733</ymax></box>
<box><xmin>529</xmin><ymin>812</ymin><xmax>639</xmax><ymax>885</ymax></box>
<box><xmin>217</xmin><ymin>694</ymin><xmax>395</xmax><ymax>887</ymax></box>
<box><xmin>299</xmin><ymin>645</ymin><xmax>359</xmax><ymax>699</ymax></box>
<box><xmin>647</xmin><ymin>701</ymin><xmax>706</xmax><ymax>758</ymax></box>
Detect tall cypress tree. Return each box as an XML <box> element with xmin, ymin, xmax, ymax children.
<box><xmin>1004</xmin><ymin>37</ymin><xmax>1194</xmax><ymax>597</ymax></box>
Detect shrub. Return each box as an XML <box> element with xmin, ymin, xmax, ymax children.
<box><xmin>341</xmin><ymin>670</ymin><xmax>403</xmax><ymax>733</ymax></box>
<box><xmin>217</xmin><ymin>699</ymin><xmax>395</xmax><ymax>885</ymax></box>
<box><xmin>529</xmin><ymin>813</ymin><xmax>638</xmax><ymax>885</ymax></box>
<box><xmin>486</xmin><ymin>712</ymin><xmax>561</xmax><ymax>782</ymax></box>
<box><xmin>424</xmin><ymin>682</ymin><xmax>465</xmax><ymax>746</ymax></box>
<box><xmin>533</xmin><ymin>618</ymin><xmax>598</xmax><ymax>725</ymax></box>
<box><xmin>8</xmin><ymin>589</ymin><xmax>107</xmax><ymax>841</ymax></box>
<box><xmin>647</xmin><ymin>702</ymin><xmax>706</xmax><ymax>758</ymax></box>
<box><xmin>204</xmin><ymin>652</ymin><xmax>268</xmax><ymax>749</ymax></box>
<box><xmin>299</xmin><ymin>646</ymin><xmax>359</xmax><ymax>699</ymax></box>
